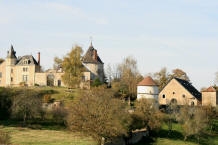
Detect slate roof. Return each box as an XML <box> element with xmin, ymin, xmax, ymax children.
<box><xmin>82</xmin><ymin>44</ymin><xmax>103</xmax><ymax>64</ymax></box>
<box><xmin>16</xmin><ymin>55</ymin><xmax>39</xmax><ymax>65</ymax></box>
<box><xmin>7</xmin><ymin>45</ymin><xmax>17</xmax><ymax>59</ymax></box>
<box><xmin>138</xmin><ymin>76</ymin><xmax>157</xmax><ymax>86</ymax></box>
<box><xmin>175</xmin><ymin>78</ymin><xmax>202</xmax><ymax>101</ymax></box>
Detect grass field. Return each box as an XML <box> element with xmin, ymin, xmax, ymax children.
<box><xmin>1</xmin><ymin>125</ymin><xmax>96</xmax><ymax>145</ymax></box>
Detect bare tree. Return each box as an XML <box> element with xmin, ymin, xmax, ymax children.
<box><xmin>117</xmin><ymin>56</ymin><xmax>142</xmax><ymax>103</ymax></box>
<box><xmin>153</xmin><ymin>67</ymin><xmax>170</xmax><ymax>90</ymax></box>
<box><xmin>53</xmin><ymin>56</ymin><xmax>63</xmax><ymax>70</ymax></box>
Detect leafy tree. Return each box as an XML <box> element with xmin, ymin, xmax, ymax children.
<box><xmin>177</xmin><ymin>106</ymin><xmax>208</xmax><ymax>141</ymax></box>
<box><xmin>67</xmin><ymin>87</ymin><xmax>131</xmax><ymax>145</ymax></box>
<box><xmin>11</xmin><ymin>89</ymin><xmax>43</xmax><ymax>124</ymax></box>
<box><xmin>62</xmin><ymin>45</ymin><xmax>84</xmax><ymax>88</ymax></box>
<box><xmin>131</xmin><ymin>99</ymin><xmax>163</xmax><ymax>133</ymax></box>
<box><xmin>53</xmin><ymin>56</ymin><xmax>63</xmax><ymax>70</ymax></box>
<box><xmin>170</xmin><ymin>68</ymin><xmax>190</xmax><ymax>82</ymax></box>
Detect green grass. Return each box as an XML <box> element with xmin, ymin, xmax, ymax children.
<box><xmin>135</xmin><ymin>123</ymin><xmax>218</xmax><ymax>145</ymax></box>
<box><xmin>1</xmin><ymin>126</ymin><xmax>96</xmax><ymax>145</ymax></box>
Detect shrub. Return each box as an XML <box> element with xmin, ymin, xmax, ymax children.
<box><xmin>91</xmin><ymin>78</ymin><xmax>103</xmax><ymax>87</ymax></box>
<box><xmin>0</xmin><ymin>88</ymin><xmax>14</xmax><ymax>120</ymax></box>
<box><xmin>51</xmin><ymin>106</ymin><xmax>67</xmax><ymax>123</ymax></box>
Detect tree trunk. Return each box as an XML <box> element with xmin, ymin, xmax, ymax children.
<box><xmin>184</xmin><ymin>135</ymin><xmax>187</xmax><ymax>141</ymax></box>
<box><xmin>128</xmin><ymin>97</ymin><xmax>131</xmax><ymax>106</ymax></box>
<box><xmin>101</xmin><ymin>137</ymin><xmax>105</xmax><ymax>145</ymax></box>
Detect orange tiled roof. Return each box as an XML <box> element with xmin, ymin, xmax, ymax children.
<box><xmin>202</xmin><ymin>86</ymin><xmax>216</xmax><ymax>92</ymax></box>
<box><xmin>138</xmin><ymin>76</ymin><xmax>157</xmax><ymax>86</ymax></box>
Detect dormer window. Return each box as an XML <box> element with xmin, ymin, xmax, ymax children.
<box><xmin>24</xmin><ymin>59</ymin><xmax>30</xmax><ymax>64</ymax></box>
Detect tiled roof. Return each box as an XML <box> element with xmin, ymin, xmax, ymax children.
<box><xmin>16</xmin><ymin>55</ymin><xmax>39</xmax><ymax>65</ymax></box>
<box><xmin>175</xmin><ymin>78</ymin><xmax>202</xmax><ymax>101</ymax></box>
<box><xmin>202</xmin><ymin>86</ymin><xmax>216</xmax><ymax>92</ymax></box>
<box><xmin>138</xmin><ymin>76</ymin><xmax>157</xmax><ymax>86</ymax></box>
<box><xmin>82</xmin><ymin>44</ymin><xmax>103</xmax><ymax>64</ymax></box>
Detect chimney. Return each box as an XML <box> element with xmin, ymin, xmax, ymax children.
<box><xmin>93</xmin><ymin>49</ymin><xmax>97</xmax><ymax>61</ymax></box>
<box><xmin>38</xmin><ymin>52</ymin><xmax>40</xmax><ymax>65</ymax></box>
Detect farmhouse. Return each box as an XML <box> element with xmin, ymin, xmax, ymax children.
<box><xmin>159</xmin><ymin>78</ymin><xmax>202</xmax><ymax>106</ymax></box>
<box><xmin>0</xmin><ymin>43</ymin><xmax>104</xmax><ymax>87</ymax></box>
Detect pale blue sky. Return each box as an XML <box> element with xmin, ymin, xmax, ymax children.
<box><xmin>0</xmin><ymin>0</ymin><xmax>218</xmax><ymax>89</ymax></box>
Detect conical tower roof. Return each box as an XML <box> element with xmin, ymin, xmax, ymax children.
<box><xmin>138</xmin><ymin>76</ymin><xmax>157</xmax><ymax>86</ymax></box>
<box><xmin>7</xmin><ymin>45</ymin><xmax>17</xmax><ymax>59</ymax></box>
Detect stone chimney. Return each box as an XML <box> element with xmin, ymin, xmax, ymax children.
<box><xmin>93</xmin><ymin>49</ymin><xmax>97</xmax><ymax>61</ymax></box>
<box><xmin>38</xmin><ymin>52</ymin><xmax>40</xmax><ymax>65</ymax></box>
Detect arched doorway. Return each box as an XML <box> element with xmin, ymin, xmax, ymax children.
<box><xmin>170</xmin><ymin>98</ymin><xmax>177</xmax><ymax>105</ymax></box>
<box><xmin>47</xmin><ymin>74</ymin><xmax>54</xmax><ymax>86</ymax></box>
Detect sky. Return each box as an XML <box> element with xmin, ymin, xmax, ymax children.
<box><xmin>0</xmin><ymin>0</ymin><xmax>218</xmax><ymax>89</ymax></box>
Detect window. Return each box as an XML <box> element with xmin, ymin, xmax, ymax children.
<box><xmin>182</xmin><ymin>94</ymin><xmax>186</xmax><ymax>98</ymax></box>
<box><xmin>191</xmin><ymin>101</ymin><xmax>195</xmax><ymax>106</ymax></box>
<box><xmin>0</xmin><ymin>72</ymin><xmax>2</xmax><ymax>78</ymax></box>
<box><xmin>11</xmin><ymin>77</ymin><xmax>13</xmax><ymax>82</ymax></box>
<box><xmin>24</xmin><ymin>59</ymin><xmax>30</xmax><ymax>64</ymax></box>
<box><xmin>11</xmin><ymin>69</ymin><xmax>13</xmax><ymax>73</ymax></box>
<box><xmin>23</xmin><ymin>67</ymin><xmax>28</xmax><ymax>72</ymax></box>
<box><xmin>23</xmin><ymin>75</ymin><xmax>28</xmax><ymax>82</ymax></box>
<box><xmin>173</xmin><ymin>92</ymin><xmax>175</xmax><ymax>94</ymax></box>
<box><xmin>162</xmin><ymin>94</ymin><xmax>166</xmax><ymax>98</ymax></box>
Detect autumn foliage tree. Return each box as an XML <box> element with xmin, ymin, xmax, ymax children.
<box><xmin>177</xmin><ymin>106</ymin><xmax>208</xmax><ymax>142</ymax></box>
<box><xmin>61</xmin><ymin>45</ymin><xmax>84</xmax><ymax>88</ymax></box>
<box><xmin>131</xmin><ymin>99</ymin><xmax>164</xmax><ymax>132</ymax></box>
<box><xmin>67</xmin><ymin>87</ymin><xmax>131</xmax><ymax>145</ymax></box>
<box><xmin>11</xmin><ymin>89</ymin><xmax>43</xmax><ymax>124</ymax></box>
<box><xmin>116</xmin><ymin>56</ymin><xmax>143</xmax><ymax>102</ymax></box>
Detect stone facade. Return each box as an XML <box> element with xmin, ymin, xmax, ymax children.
<box><xmin>159</xmin><ymin>78</ymin><xmax>201</xmax><ymax>106</ymax></box>
<box><xmin>202</xmin><ymin>86</ymin><xmax>218</xmax><ymax>107</ymax></box>
<box><xmin>0</xmin><ymin>44</ymin><xmax>104</xmax><ymax>88</ymax></box>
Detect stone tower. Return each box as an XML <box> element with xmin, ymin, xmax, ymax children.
<box><xmin>137</xmin><ymin>76</ymin><xmax>159</xmax><ymax>101</ymax></box>
<box><xmin>82</xmin><ymin>42</ymin><xmax>104</xmax><ymax>82</ymax></box>
<box><xmin>5</xmin><ymin>45</ymin><xmax>17</xmax><ymax>86</ymax></box>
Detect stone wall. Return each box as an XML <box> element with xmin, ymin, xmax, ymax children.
<box><xmin>159</xmin><ymin>79</ymin><xmax>199</xmax><ymax>106</ymax></box>
<box><xmin>202</xmin><ymin>91</ymin><xmax>217</xmax><ymax>107</ymax></box>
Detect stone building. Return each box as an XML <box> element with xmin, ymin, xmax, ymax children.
<box><xmin>137</xmin><ymin>76</ymin><xmax>159</xmax><ymax>101</ymax></box>
<box><xmin>81</xmin><ymin>42</ymin><xmax>104</xmax><ymax>82</ymax></box>
<box><xmin>0</xmin><ymin>43</ymin><xmax>104</xmax><ymax>87</ymax></box>
<box><xmin>159</xmin><ymin>78</ymin><xmax>202</xmax><ymax>106</ymax></box>
<box><xmin>202</xmin><ymin>86</ymin><xmax>218</xmax><ymax>107</ymax></box>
